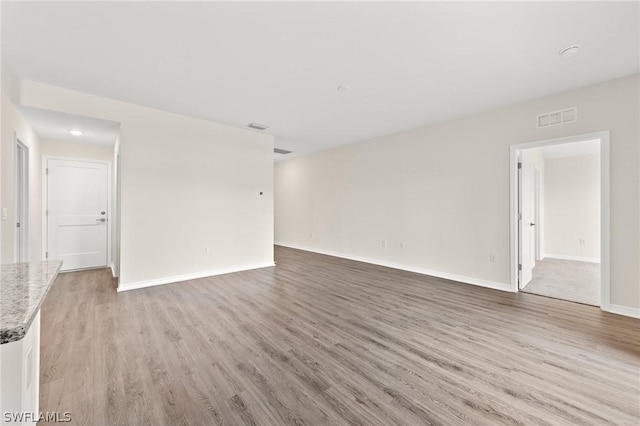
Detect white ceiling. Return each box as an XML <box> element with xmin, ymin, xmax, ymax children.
<box><xmin>2</xmin><ymin>2</ymin><xmax>638</xmax><ymax>160</ymax></box>
<box><xmin>16</xmin><ymin>106</ymin><xmax>120</xmax><ymax>146</ymax></box>
<box><xmin>541</xmin><ymin>139</ymin><xmax>600</xmax><ymax>159</ymax></box>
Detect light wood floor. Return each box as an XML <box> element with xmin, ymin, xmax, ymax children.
<box><xmin>39</xmin><ymin>246</ymin><xmax>640</xmax><ymax>425</ymax></box>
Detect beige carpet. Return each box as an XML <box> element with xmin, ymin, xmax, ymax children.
<box><xmin>522</xmin><ymin>258</ymin><xmax>600</xmax><ymax>306</ymax></box>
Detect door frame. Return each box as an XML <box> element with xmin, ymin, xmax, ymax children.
<box><xmin>517</xmin><ymin>149</ymin><xmax>535</xmax><ymax>289</ymax></box>
<box><xmin>14</xmin><ymin>134</ymin><xmax>29</xmax><ymax>263</ymax></box>
<box><xmin>42</xmin><ymin>156</ymin><xmax>112</xmax><ymax>269</ymax></box>
<box><xmin>113</xmin><ymin>149</ymin><xmax>121</xmax><ymax>278</ymax></box>
<box><xmin>509</xmin><ymin>131</ymin><xmax>610</xmax><ymax>309</ymax></box>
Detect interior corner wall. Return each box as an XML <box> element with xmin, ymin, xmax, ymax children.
<box><xmin>544</xmin><ymin>154</ymin><xmax>600</xmax><ymax>262</ymax></box>
<box><xmin>17</xmin><ymin>79</ymin><xmax>274</xmax><ymax>289</ymax></box>
<box><xmin>275</xmin><ymin>73</ymin><xmax>640</xmax><ymax>310</ymax></box>
<box><xmin>1</xmin><ymin>72</ymin><xmax>42</xmax><ymax>264</ymax></box>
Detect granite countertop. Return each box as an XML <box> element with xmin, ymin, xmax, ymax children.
<box><xmin>1</xmin><ymin>260</ymin><xmax>62</xmax><ymax>344</ymax></box>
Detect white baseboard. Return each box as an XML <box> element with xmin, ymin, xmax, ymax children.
<box><xmin>117</xmin><ymin>261</ymin><xmax>276</xmax><ymax>292</ymax></box>
<box><xmin>275</xmin><ymin>242</ymin><xmax>512</xmax><ymax>292</ymax></box>
<box><xmin>603</xmin><ymin>303</ymin><xmax>640</xmax><ymax>319</ymax></box>
<box><xmin>543</xmin><ymin>254</ymin><xmax>600</xmax><ymax>263</ymax></box>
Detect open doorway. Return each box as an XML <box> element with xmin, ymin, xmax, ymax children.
<box><xmin>510</xmin><ymin>131</ymin><xmax>610</xmax><ymax>308</ymax></box>
<box><xmin>13</xmin><ymin>105</ymin><xmax>120</xmax><ymax>273</ymax></box>
<box><xmin>14</xmin><ymin>136</ymin><xmax>29</xmax><ymax>263</ymax></box>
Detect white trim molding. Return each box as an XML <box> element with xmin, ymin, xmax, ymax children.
<box><xmin>543</xmin><ymin>254</ymin><xmax>601</xmax><ymax>263</ymax></box>
<box><xmin>275</xmin><ymin>242</ymin><xmax>512</xmax><ymax>292</ymax></box>
<box><xmin>117</xmin><ymin>262</ymin><xmax>276</xmax><ymax>292</ymax></box>
<box><xmin>603</xmin><ymin>304</ymin><xmax>640</xmax><ymax>319</ymax></box>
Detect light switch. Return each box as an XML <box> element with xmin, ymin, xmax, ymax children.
<box><xmin>1</xmin><ymin>207</ymin><xmax>7</xmax><ymax>220</ymax></box>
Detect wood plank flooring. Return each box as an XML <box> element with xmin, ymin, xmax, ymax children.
<box><xmin>38</xmin><ymin>246</ymin><xmax>640</xmax><ymax>425</ymax></box>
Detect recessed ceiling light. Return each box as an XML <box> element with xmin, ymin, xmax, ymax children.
<box><xmin>337</xmin><ymin>84</ymin><xmax>350</xmax><ymax>92</ymax></box>
<box><xmin>69</xmin><ymin>129</ymin><xmax>84</xmax><ymax>136</ymax></box>
<box><xmin>559</xmin><ymin>44</ymin><xmax>581</xmax><ymax>58</ymax></box>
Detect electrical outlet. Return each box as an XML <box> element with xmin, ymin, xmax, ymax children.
<box><xmin>579</xmin><ymin>238</ymin><xmax>586</xmax><ymax>245</ymax></box>
<box><xmin>400</xmin><ymin>242</ymin><xmax>405</xmax><ymax>249</ymax></box>
<box><xmin>309</xmin><ymin>232</ymin><xmax>313</xmax><ymax>238</ymax></box>
<box><xmin>382</xmin><ymin>240</ymin><xmax>387</xmax><ymax>248</ymax></box>
<box><xmin>489</xmin><ymin>253</ymin><xmax>496</xmax><ymax>263</ymax></box>
<box><xmin>204</xmin><ymin>247</ymin><xmax>210</xmax><ymax>253</ymax></box>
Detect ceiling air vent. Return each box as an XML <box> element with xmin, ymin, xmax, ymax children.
<box><xmin>247</xmin><ymin>122</ymin><xmax>269</xmax><ymax>131</ymax></box>
<box><xmin>274</xmin><ymin>148</ymin><xmax>292</xmax><ymax>155</ymax></box>
<box><xmin>537</xmin><ymin>107</ymin><xmax>577</xmax><ymax>129</ymax></box>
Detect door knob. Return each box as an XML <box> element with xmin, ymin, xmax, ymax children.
<box><xmin>530</xmin><ymin>222</ymin><xmax>535</xmax><ymax>227</ymax></box>
<box><xmin>97</xmin><ymin>218</ymin><xmax>106</xmax><ymax>222</ymax></box>
<box><xmin>101</xmin><ymin>211</ymin><xmax>106</xmax><ymax>215</ymax></box>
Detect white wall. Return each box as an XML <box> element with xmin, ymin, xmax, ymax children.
<box><xmin>544</xmin><ymin>154</ymin><xmax>600</xmax><ymax>262</ymax></box>
<box><xmin>40</xmin><ymin>139</ymin><xmax>114</xmax><ymax>162</ymax></box>
<box><xmin>275</xmin><ymin>74</ymin><xmax>639</xmax><ymax>310</ymax></box>
<box><xmin>14</xmin><ymin>76</ymin><xmax>274</xmax><ymax>289</ymax></box>
<box><xmin>1</xmin><ymin>70</ymin><xmax>42</xmax><ymax>264</ymax></box>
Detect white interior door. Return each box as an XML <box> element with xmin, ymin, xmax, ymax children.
<box><xmin>47</xmin><ymin>159</ymin><xmax>109</xmax><ymax>271</ymax></box>
<box><xmin>534</xmin><ymin>168</ymin><xmax>542</xmax><ymax>262</ymax></box>
<box><xmin>518</xmin><ymin>151</ymin><xmax>533</xmax><ymax>288</ymax></box>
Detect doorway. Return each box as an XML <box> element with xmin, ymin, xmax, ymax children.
<box><xmin>510</xmin><ymin>131</ymin><xmax>610</xmax><ymax>308</ymax></box>
<box><xmin>15</xmin><ymin>137</ymin><xmax>29</xmax><ymax>263</ymax></box>
<box><xmin>44</xmin><ymin>158</ymin><xmax>111</xmax><ymax>271</ymax></box>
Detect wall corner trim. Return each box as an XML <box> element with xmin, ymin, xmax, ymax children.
<box><xmin>116</xmin><ymin>261</ymin><xmax>276</xmax><ymax>292</ymax></box>
<box><xmin>603</xmin><ymin>303</ymin><xmax>640</xmax><ymax>319</ymax></box>
<box><xmin>275</xmin><ymin>242</ymin><xmax>512</xmax><ymax>293</ymax></box>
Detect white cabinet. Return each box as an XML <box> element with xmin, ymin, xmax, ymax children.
<box><xmin>0</xmin><ymin>311</ymin><xmax>40</xmax><ymax>426</ymax></box>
